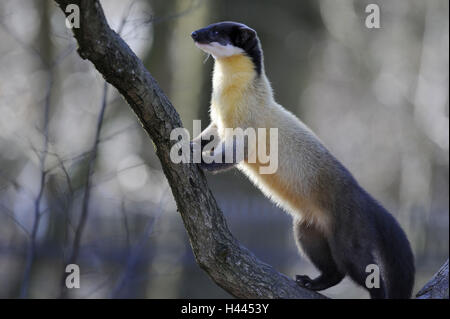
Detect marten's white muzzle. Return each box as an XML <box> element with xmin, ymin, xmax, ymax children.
<box><xmin>194</xmin><ymin>42</ymin><xmax>244</xmax><ymax>59</ymax></box>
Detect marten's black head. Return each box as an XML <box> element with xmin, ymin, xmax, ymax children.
<box><xmin>191</xmin><ymin>21</ymin><xmax>262</xmax><ymax>75</ymax></box>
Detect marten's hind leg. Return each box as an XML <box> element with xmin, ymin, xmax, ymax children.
<box><xmin>294</xmin><ymin>219</ymin><xmax>345</xmax><ymax>291</ymax></box>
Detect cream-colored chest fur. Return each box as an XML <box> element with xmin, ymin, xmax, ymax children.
<box><xmin>210</xmin><ymin>55</ymin><xmax>256</xmax><ymax>136</ymax></box>
<box><xmin>210</xmin><ymin>55</ymin><xmax>333</xmax><ymax>234</ymax></box>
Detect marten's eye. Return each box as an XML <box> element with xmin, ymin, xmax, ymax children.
<box><xmin>209</xmin><ymin>30</ymin><xmax>219</xmax><ymax>38</ymax></box>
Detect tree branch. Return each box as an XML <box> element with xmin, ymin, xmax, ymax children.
<box><xmin>20</xmin><ymin>45</ymin><xmax>54</xmax><ymax>300</ymax></box>
<box><xmin>416</xmin><ymin>259</ymin><xmax>449</xmax><ymax>299</ymax></box>
<box><xmin>53</xmin><ymin>0</ymin><xmax>324</xmax><ymax>299</ymax></box>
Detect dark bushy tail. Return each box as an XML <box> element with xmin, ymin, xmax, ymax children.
<box><xmin>374</xmin><ymin>204</ymin><xmax>415</xmax><ymax>298</ymax></box>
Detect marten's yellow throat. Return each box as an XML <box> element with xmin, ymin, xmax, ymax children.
<box><xmin>212</xmin><ymin>54</ymin><xmax>255</xmax><ymax>129</ymax></box>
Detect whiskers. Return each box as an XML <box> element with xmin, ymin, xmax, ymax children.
<box><xmin>203</xmin><ymin>53</ymin><xmax>211</xmax><ymax>63</ymax></box>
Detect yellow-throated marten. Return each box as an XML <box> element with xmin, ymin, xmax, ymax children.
<box><xmin>190</xmin><ymin>21</ymin><xmax>415</xmax><ymax>299</ymax></box>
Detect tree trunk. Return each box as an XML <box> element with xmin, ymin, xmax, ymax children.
<box><xmin>53</xmin><ymin>0</ymin><xmax>324</xmax><ymax>299</ymax></box>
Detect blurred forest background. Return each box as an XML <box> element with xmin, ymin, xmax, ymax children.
<box><xmin>0</xmin><ymin>0</ymin><xmax>448</xmax><ymax>298</ymax></box>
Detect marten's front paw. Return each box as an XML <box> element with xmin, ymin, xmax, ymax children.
<box><xmin>295</xmin><ymin>275</ymin><xmax>314</xmax><ymax>289</ymax></box>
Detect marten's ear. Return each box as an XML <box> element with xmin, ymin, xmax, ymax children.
<box><xmin>239</xmin><ymin>26</ymin><xmax>256</xmax><ymax>44</ymax></box>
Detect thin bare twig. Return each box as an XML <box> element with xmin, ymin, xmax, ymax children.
<box><xmin>66</xmin><ymin>82</ymin><xmax>109</xmax><ymax>266</ymax></box>
<box><xmin>59</xmin><ymin>82</ymin><xmax>108</xmax><ymax>299</ymax></box>
<box><xmin>1</xmin><ymin>15</ymin><xmax>76</xmax><ymax>297</ymax></box>
<box><xmin>59</xmin><ymin>5</ymin><xmax>140</xmax><ymax>297</ymax></box>
<box><xmin>63</xmin><ymin>1</ymin><xmax>137</xmax><ymax>274</ymax></box>
<box><xmin>0</xmin><ymin>170</ymin><xmax>35</xmax><ymax>199</ymax></box>
<box><xmin>0</xmin><ymin>20</ymin><xmax>45</xmax><ymax>66</ymax></box>
<box><xmin>91</xmin><ymin>162</ymin><xmax>146</xmax><ymax>189</ymax></box>
<box><xmin>0</xmin><ymin>203</ymin><xmax>30</xmax><ymax>237</ymax></box>
<box><xmin>19</xmin><ymin>70</ymin><xmax>53</xmax><ymax>299</ymax></box>
<box><xmin>119</xmin><ymin>0</ymin><xmax>203</xmax><ymax>40</ymax></box>
<box><xmin>120</xmin><ymin>200</ymin><xmax>131</xmax><ymax>250</ymax></box>
<box><xmin>111</xmin><ymin>189</ymin><xmax>168</xmax><ymax>298</ymax></box>
<box><xmin>44</xmin><ymin>149</ymin><xmax>91</xmax><ymax>174</ymax></box>
<box><xmin>53</xmin><ymin>153</ymin><xmax>74</xmax><ymax>196</ymax></box>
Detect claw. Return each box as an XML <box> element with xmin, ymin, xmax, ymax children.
<box><xmin>296</xmin><ymin>275</ymin><xmax>313</xmax><ymax>288</ymax></box>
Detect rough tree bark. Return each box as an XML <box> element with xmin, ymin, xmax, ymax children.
<box><xmin>54</xmin><ymin>0</ymin><xmax>447</xmax><ymax>299</ymax></box>
<box><xmin>416</xmin><ymin>259</ymin><xmax>449</xmax><ymax>299</ymax></box>
<box><xmin>54</xmin><ymin>0</ymin><xmax>324</xmax><ymax>299</ymax></box>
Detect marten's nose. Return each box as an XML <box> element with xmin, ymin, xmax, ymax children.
<box><xmin>191</xmin><ymin>31</ymin><xmax>199</xmax><ymax>41</ymax></box>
